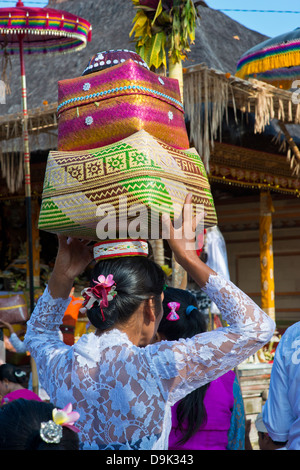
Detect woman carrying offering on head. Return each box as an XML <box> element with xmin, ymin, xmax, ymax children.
<box><xmin>24</xmin><ymin>195</ymin><xmax>275</xmax><ymax>450</ymax></box>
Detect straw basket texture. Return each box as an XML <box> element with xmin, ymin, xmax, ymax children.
<box><xmin>38</xmin><ymin>130</ymin><xmax>217</xmax><ymax>240</ymax></box>
<box><xmin>57</xmin><ymin>59</ymin><xmax>189</xmax><ymax>151</ymax></box>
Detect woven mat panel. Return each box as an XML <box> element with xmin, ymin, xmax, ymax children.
<box><xmin>39</xmin><ymin>130</ymin><xmax>217</xmax><ymax>240</ymax></box>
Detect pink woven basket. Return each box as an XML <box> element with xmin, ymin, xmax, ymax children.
<box><xmin>82</xmin><ymin>49</ymin><xmax>150</xmax><ymax>75</ymax></box>
<box><xmin>57</xmin><ymin>59</ymin><xmax>189</xmax><ymax>151</ymax></box>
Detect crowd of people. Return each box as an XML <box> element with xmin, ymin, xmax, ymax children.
<box><xmin>0</xmin><ymin>194</ymin><xmax>296</xmax><ymax>450</ymax></box>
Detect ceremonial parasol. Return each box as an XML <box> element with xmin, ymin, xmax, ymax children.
<box><xmin>236</xmin><ymin>27</ymin><xmax>300</xmax><ymax>90</ymax></box>
<box><xmin>0</xmin><ymin>1</ymin><xmax>92</xmax><ymax>311</ymax></box>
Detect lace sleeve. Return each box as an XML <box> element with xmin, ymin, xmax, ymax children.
<box><xmin>25</xmin><ymin>286</ymin><xmax>70</xmax><ymax>335</ymax></box>
<box><xmin>148</xmin><ymin>273</ymin><xmax>275</xmax><ymax>405</ymax></box>
<box><xmin>24</xmin><ymin>287</ymin><xmax>71</xmax><ymax>391</ymax></box>
<box><xmin>9</xmin><ymin>333</ymin><xmax>27</xmax><ymax>354</ymax></box>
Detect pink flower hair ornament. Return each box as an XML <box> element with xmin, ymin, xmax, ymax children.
<box><xmin>40</xmin><ymin>403</ymin><xmax>80</xmax><ymax>444</ymax></box>
<box><xmin>166</xmin><ymin>301</ymin><xmax>180</xmax><ymax>321</ymax></box>
<box><xmin>80</xmin><ymin>274</ymin><xmax>117</xmax><ymax>321</ymax></box>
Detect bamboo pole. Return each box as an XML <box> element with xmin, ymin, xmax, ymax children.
<box><xmin>151</xmin><ymin>64</ymin><xmax>167</xmax><ymax>270</ymax></box>
<box><xmin>19</xmin><ymin>36</ymin><xmax>34</xmax><ymax>312</ymax></box>
<box><xmin>30</xmin><ymin>357</ymin><xmax>39</xmax><ymax>395</ymax></box>
<box><xmin>169</xmin><ymin>58</ymin><xmax>187</xmax><ymax>289</ymax></box>
<box><xmin>19</xmin><ymin>34</ymin><xmax>38</xmax><ymax>395</ymax></box>
<box><xmin>32</xmin><ymin>199</ymin><xmax>41</xmax><ymax>288</ymax></box>
<box><xmin>152</xmin><ymin>239</ymin><xmax>165</xmax><ymax>266</ymax></box>
<box><xmin>169</xmin><ymin>60</ymin><xmax>184</xmax><ymax>100</ymax></box>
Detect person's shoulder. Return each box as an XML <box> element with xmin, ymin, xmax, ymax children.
<box><xmin>281</xmin><ymin>322</ymin><xmax>300</xmax><ymax>342</ymax></box>
<box><xmin>276</xmin><ymin>322</ymin><xmax>300</xmax><ymax>364</ymax></box>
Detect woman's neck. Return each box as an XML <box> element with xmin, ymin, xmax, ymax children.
<box><xmin>95</xmin><ymin>322</ymin><xmax>143</xmax><ymax>346</ymax></box>
<box><xmin>7</xmin><ymin>383</ymin><xmax>24</xmax><ymax>394</ymax></box>
<box><xmin>95</xmin><ymin>305</ymin><xmax>145</xmax><ymax>346</ymax></box>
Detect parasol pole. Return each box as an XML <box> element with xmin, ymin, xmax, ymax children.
<box><xmin>18</xmin><ymin>33</ymin><xmax>34</xmax><ymax>314</ymax></box>
<box><xmin>0</xmin><ymin>0</ymin><xmax>91</xmax><ymax>397</ymax></box>
<box><xmin>19</xmin><ymin>29</ymin><xmax>37</xmax><ymax>394</ymax></box>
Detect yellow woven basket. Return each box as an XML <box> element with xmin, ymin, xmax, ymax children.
<box><xmin>38</xmin><ymin>130</ymin><xmax>217</xmax><ymax>240</ymax></box>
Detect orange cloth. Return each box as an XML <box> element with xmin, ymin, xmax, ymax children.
<box><xmin>61</xmin><ymin>295</ymin><xmax>83</xmax><ymax>345</ymax></box>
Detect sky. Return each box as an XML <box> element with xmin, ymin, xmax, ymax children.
<box><xmin>0</xmin><ymin>0</ymin><xmax>299</xmax><ymax>38</ymax></box>
<box><xmin>206</xmin><ymin>0</ymin><xmax>300</xmax><ymax>37</ymax></box>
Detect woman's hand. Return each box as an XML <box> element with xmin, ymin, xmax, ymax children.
<box><xmin>49</xmin><ymin>236</ymin><xmax>93</xmax><ymax>299</ymax></box>
<box><xmin>162</xmin><ymin>193</ymin><xmax>204</xmax><ymax>264</ymax></box>
<box><xmin>162</xmin><ymin>193</ymin><xmax>216</xmax><ymax>287</ymax></box>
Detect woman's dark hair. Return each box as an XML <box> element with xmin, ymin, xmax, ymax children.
<box><xmin>0</xmin><ymin>399</ymin><xmax>79</xmax><ymax>450</ymax></box>
<box><xmin>158</xmin><ymin>287</ymin><xmax>209</xmax><ymax>445</ymax></box>
<box><xmin>158</xmin><ymin>287</ymin><xmax>207</xmax><ymax>341</ymax></box>
<box><xmin>0</xmin><ymin>363</ymin><xmax>27</xmax><ymax>386</ymax></box>
<box><xmin>87</xmin><ymin>256</ymin><xmax>165</xmax><ymax>330</ymax></box>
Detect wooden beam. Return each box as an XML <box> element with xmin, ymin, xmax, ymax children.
<box><xmin>0</xmin><ymin>103</ymin><xmax>57</xmax><ymax>142</ymax></box>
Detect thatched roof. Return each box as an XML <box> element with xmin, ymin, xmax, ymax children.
<box><xmin>183</xmin><ymin>64</ymin><xmax>300</xmax><ymax>174</ymax></box>
<box><xmin>4</xmin><ymin>0</ymin><xmax>298</xmax><ymax>198</ymax></box>
<box><xmin>1</xmin><ymin>0</ymin><xmax>267</xmax><ymax>117</ymax></box>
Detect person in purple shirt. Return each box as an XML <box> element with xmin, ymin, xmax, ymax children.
<box><xmin>157</xmin><ymin>286</ymin><xmax>246</xmax><ymax>450</ymax></box>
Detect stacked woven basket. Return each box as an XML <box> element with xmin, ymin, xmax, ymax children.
<box><xmin>38</xmin><ymin>50</ymin><xmax>217</xmax><ymax>242</ymax></box>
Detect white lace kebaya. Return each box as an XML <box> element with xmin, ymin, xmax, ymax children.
<box><xmin>24</xmin><ymin>273</ymin><xmax>275</xmax><ymax>450</ymax></box>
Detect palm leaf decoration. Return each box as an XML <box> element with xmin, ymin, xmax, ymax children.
<box><xmin>130</xmin><ymin>0</ymin><xmax>200</xmax><ymax>288</ymax></box>
<box><xmin>130</xmin><ymin>0</ymin><xmax>199</xmax><ymax>71</ymax></box>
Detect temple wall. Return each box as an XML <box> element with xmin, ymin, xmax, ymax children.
<box><xmin>215</xmin><ymin>196</ymin><xmax>300</xmax><ymax>331</ymax></box>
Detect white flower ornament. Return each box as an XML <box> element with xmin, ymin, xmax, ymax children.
<box><xmin>40</xmin><ymin>403</ymin><xmax>80</xmax><ymax>444</ymax></box>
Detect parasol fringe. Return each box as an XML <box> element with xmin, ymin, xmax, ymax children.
<box><xmin>236</xmin><ymin>50</ymin><xmax>300</xmax><ymax>80</ymax></box>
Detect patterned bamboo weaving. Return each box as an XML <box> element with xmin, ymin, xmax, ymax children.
<box><xmin>57</xmin><ymin>59</ymin><xmax>189</xmax><ymax>151</ymax></box>
<box><xmin>38</xmin><ymin>130</ymin><xmax>217</xmax><ymax>240</ymax></box>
